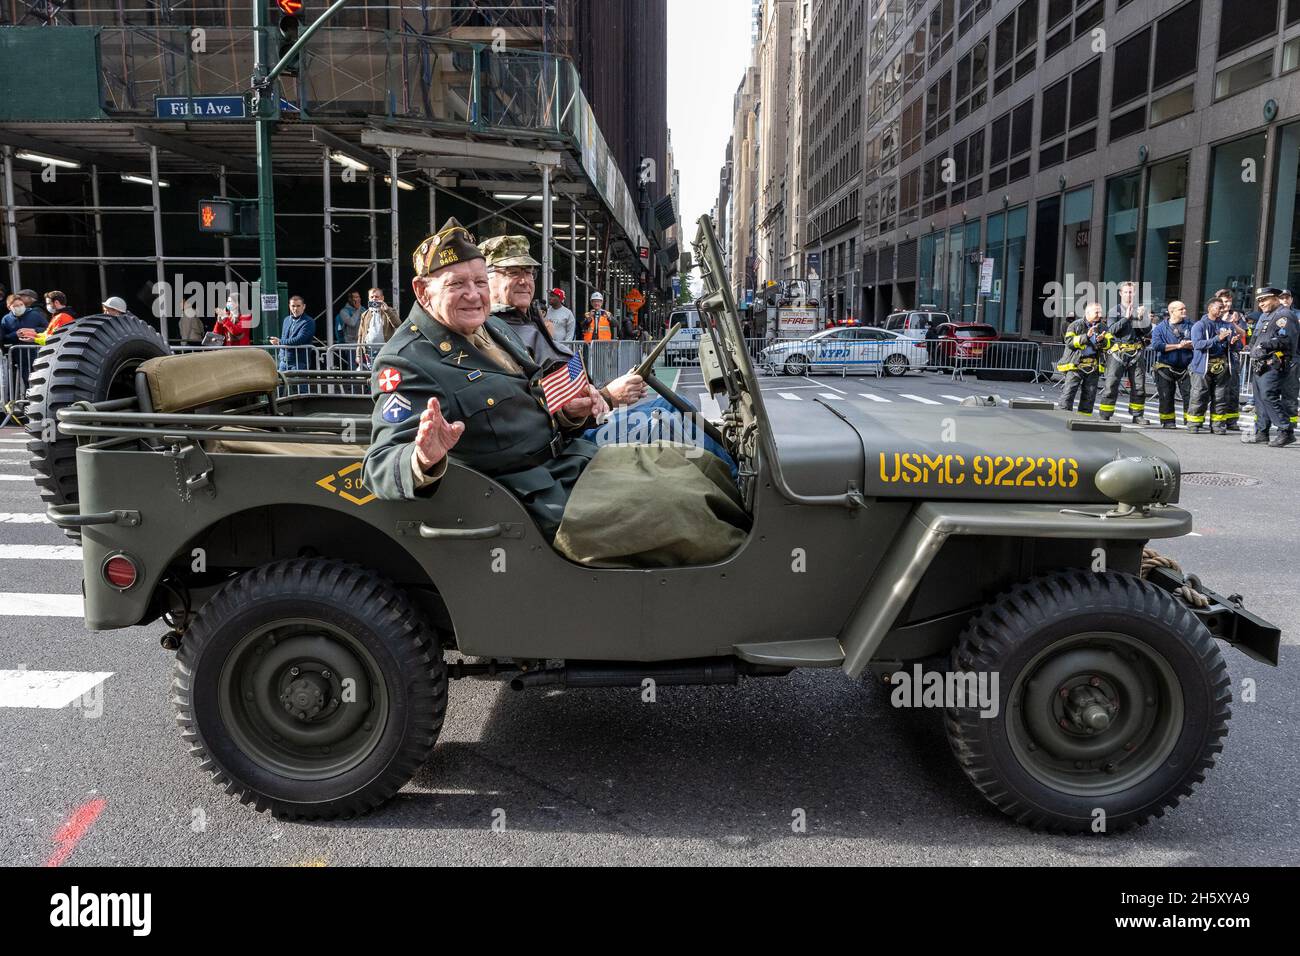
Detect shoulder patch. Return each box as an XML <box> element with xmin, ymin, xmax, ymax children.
<box><xmin>381</xmin><ymin>392</ymin><xmax>413</xmax><ymax>423</ymax></box>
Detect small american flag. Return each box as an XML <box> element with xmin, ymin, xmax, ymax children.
<box><xmin>539</xmin><ymin>354</ymin><xmax>589</xmax><ymax>413</ymax></box>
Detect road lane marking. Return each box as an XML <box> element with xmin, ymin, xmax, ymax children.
<box><xmin>941</xmin><ymin>395</ymin><xmax>968</xmax><ymax>402</ymax></box>
<box><xmin>0</xmin><ymin>670</ymin><xmax>112</xmax><ymax>709</ymax></box>
<box><xmin>808</xmin><ymin>377</ymin><xmax>846</xmax><ymax>394</ymax></box>
<box><xmin>900</xmin><ymin>394</ymin><xmax>942</xmax><ymax>405</ymax></box>
<box><xmin>0</xmin><ymin>513</ymin><xmax>49</xmax><ymax>523</ymax></box>
<box><xmin>0</xmin><ymin>593</ymin><xmax>84</xmax><ymax>616</ymax></box>
<box><xmin>777</xmin><ymin>392</ymin><xmax>803</xmax><ymax>401</ymax></box>
<box><xmin>818</xmin><ymin>393</ymin><xmax>845</xmax><ymax>401</ymax></box>
<box><xmin>0</xmin><ymin>438</ymin><xmax>28</xmax><ymax>444</ymax></box>
<box><xmin>0</xmin><ymin>545</ymin><xmax>81</xmax><ymax>560</ymax></box>
<box><xmin>858</xmin><ymin>393</ymin><xmax>892</xmax><ymax>402</ymax></box>
<box><xmin>697</xmin><ymin>392</ymin><xmax>722</xmax><ymax>421</ymax></box>
<box><xmin>44</xmin><ymin>797</ymin><xmax>108</xmax><ymax>868</ymax></box>
<box><xmin>0</xmin><ymin>475</ymin><xmax>33</xmax><ymax>481</ymax></box>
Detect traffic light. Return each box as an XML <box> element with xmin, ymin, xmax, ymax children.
<box><xmin>198</xmin><ymin>199</ymin><xmax>257</xmax><ymax>237</ymax></box>
<box><xmin>276</xmin><ymin>0</ymin><xmax>304</xmax><ymax>76</ymax></box>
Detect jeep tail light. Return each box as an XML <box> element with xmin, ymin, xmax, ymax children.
<box><xmin>103</xmin><ymin>555</ymin><xmax>138</xmax><ymax>590</ymax></box>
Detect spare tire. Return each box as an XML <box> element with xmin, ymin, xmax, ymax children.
<box><xmin>23</xmin><ymin>313</ymin><xmax>169</xmax><ymax>540</ymax></box>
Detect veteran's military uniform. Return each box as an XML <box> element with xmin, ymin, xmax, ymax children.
<box><xmin>361</xmin><ymin>219</ymin><xmax>596</xmax><ymax>539</ymax></box>
<box><xmin>479</xmin><ymin>234</ymin><xmax>574</xmax><ymax>367</ymax></box>
<box><xmin>1097</xmin><ymin>305</ymin><xmax>1148</xmax><ymax>422</ymax></box>
<box><xmin>1056</xmin><ymin>317</ymin><xmax>1110</xmax><ymax>414</ymax></box>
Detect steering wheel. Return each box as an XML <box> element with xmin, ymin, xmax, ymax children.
<box><xmin>627</xmin><ymin>321</ymin><xmax>726</xmax><ymax>449</ymax></box>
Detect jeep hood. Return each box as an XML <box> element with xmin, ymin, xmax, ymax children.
<box><xmin>766</xmin><ymin>398</ymin><xmax>1180</xmax><ymax>505</ymax></box>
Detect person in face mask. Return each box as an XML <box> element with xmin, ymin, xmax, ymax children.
<box><xmin>214</xmin><ymin>296</ymin><xmax>252</xmax><ymax>346</ymax></box>
<box><xmin>2</xmin><ymin>292</ymin><xmax>47</xmax><ymax>346</ymax></box>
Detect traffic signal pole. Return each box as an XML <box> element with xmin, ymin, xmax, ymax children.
<box><xmin>250</xmin><ymin>0</ymin><xmax>352</xmax><ymax>342</ymax></box>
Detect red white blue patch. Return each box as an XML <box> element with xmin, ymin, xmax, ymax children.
<box><xmin>378</xmin><ymin>367</ymin><xmax>402</xmax><ymax>393</ymax></box>
<box><xmin>381</xmin><ymin>392</ymin><xmax>413</xmax><ymax>423</ymax></box>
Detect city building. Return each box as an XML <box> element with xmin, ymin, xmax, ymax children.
<box><xmin>728</xmin><ymin>61</ymin><xmax>762</xmax><ymax>307</ymax></box>
<box><xmin>756</xmin><ymin>0</ymin><xmax>798</xmax><ymax>289</ymax></box>
<box><xmin>0</xmin><ymin>0</ymin><xmax>677</xmax><ymax>339</ymax></box>
<box><xmin>843</xmin><ymin>0</ymin><xmax>1300</xmax><ymax>336</ymax></box>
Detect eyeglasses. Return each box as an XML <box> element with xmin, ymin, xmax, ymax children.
<box><xmin>498</xmin><ymin>267</ymin><xmax>535</xmax><ymax>280</ymax></box>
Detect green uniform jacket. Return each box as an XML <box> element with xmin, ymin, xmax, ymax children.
<box><xmin>362</xmin><ymin>303</ymin><xmax>596</xmax><ymax>539</ymax></box>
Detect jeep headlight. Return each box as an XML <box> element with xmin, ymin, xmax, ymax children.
<box><xmin>1095</xmin><ymin>457</ymin><xmax>1178</xmax><ymax>507</ymax></box>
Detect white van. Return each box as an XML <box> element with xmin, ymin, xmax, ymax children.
<box><xmin>665</xmin><ymin>307</ymin><xmax>704</xmax><ymax>364</ymax></box>
<box><xmin>884</xmin><ymin>309</ymin><xmax>949</xmax><ymax>341</ymax></box>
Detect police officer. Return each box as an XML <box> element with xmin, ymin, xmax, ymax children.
<box><xmin>583</xmin><ymin>292</ymin><xmax>616</xmax><ymax>341</ymax></box>
<box><xmin>1149</xmin><ymin>300</ymin><xmax>1194</xmax><ymax>429</ymax></box>
<box><xmin>1250</xmin><ymin>286</ymin><xmax>1297</xmax><ymax>448</ymax></box>
<box><xmin>1278</xmin><ymin>288</ymin><xmax>1299</xmax><ymax>434</ymax></box>
<box><xmin>480</xmin><ymin>234</ymin><xmax>646</xmax><ymax>406</ymax></box>
<box><xmin>1188</xmin><ymin>297</ymin><xmax>1243</xmax><ymax>435</ymax></box>
<box><xmin>1056</xmin><ymin>303</ymin><xmax>1109</xmax><ymax>415</ymax></box>
<box><xmin>362</xmin><ymin>218</ymin><xmax>606</xmax><ymax>539</ymax></box>
<box><xmin>1099</xmin><ymin>281</ymin><xmax>1149</xmax><ymax>422</ymax></box>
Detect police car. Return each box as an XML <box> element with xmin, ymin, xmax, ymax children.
<box><xmin>759</xmin><ymin>326</ymin><xmax>928</xmax><ymax>376</ymax></box>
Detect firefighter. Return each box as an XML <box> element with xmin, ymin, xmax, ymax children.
<box><xmin>1217</xmin><ymin>288</ymin><xmax>1249</xmax><ymax>430</ymax></box>
<box><xmin>1056</xmin><ymin>303</ymin><xmax>1109</xmax><ymax>415</ymax></box>
<box><xmin>582</xmin><ymin>292</ymin><xmax>615</xmax><ymax>342</ymax></box>
<box><xmin>1098</xmin><ymin>282</ymin><xmax>1149</xmax><ymax>423</ymax></box>
<box><xmin>1188</xmin><ymin>297</ymin><xmax>1243</xmax><ymax>435</ymax></box>
<box><xmin>1149</xmin><ymin>300</ymin><xmax>1194</xmax><ymax>429</ymax></box>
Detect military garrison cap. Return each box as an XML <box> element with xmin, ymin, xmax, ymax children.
<box><xmin>413</xmin><ymin>218</ymin><xmax>484</xmax><ymax>277</ymax></box>
<box><xmin>480</xmin><ymin>234</ymin><xmax>541</xmax><ymax>270</ymax></box>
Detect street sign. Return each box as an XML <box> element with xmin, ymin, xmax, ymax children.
<box><xmin>979</xmin><ymin>257</ymin><xmax>995</xmax><ymax>295</ymax></box>
<box><xmin>261</xmin><ymin>293</ymin><xmax>280</xmax><ymax>315</ymax></box>
<box><xmin>638</xmin><ymin>246</ymin><xmax>650</xmax><ymax>267</ymax></box>
<box><xmin>623</xmin><ymin>289</ymin><xmax>646</xmax><ymax>313</ymax></box>
<box><xmin>155</xmin><ymin>96</ymin><xmax>248</xmax><ymax>120</ymax></box>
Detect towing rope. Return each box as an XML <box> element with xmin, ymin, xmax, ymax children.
<box><xmin>1141</xmin><ymin>548</ymin><xmax>1210</xmax><ymax>609</ymax></box>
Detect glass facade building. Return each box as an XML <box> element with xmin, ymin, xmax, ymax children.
<box><xmin>848</xmin><ymin>0</ymin><xmax>1300</xmax><ymax>337</ymax></box>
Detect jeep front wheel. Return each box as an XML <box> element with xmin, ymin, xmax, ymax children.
<box><xmin>173</xmin><ymin>559</ymin><xmax>447</xmax><ymax>819</ymax></box>
<box><xmin>945</xmin><ymin>571</ymin><xmax>1230</xmax><ymax>833</ymax></box>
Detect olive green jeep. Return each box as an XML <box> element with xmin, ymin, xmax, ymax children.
<box><xmin>19</xmin><ymin>218</ymin><xmax>1279</xmax><ymax>831</ymax></box>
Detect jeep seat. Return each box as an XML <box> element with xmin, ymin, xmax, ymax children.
<box><xmin>137</xmin><ymin>349</ymin><xmax>278</xmax><ymax>413</ymax></box>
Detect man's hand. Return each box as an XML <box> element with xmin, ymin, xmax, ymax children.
<box><xmin>1181</xmin><ymin>339</ymin><xmax>1193</xmax><ymax>349</ymax></box>
<box><xmin>604</xmin><ymin>370</ymin><xmax>647</xmax><ymax>406</ymax></box>
<box><xmin>1218</xmin><ymin>329</ymin><xmax>1231</xmax><ymax>341</ymax></box>
<box><xmin>16</xmin><ymin>328</ymin><xmax>35</xmax><ymax>342</ymax></box>
<box><xmin>413</xmin><ymin>397</ymin><xmax>465</xmax><ymax>471</ymax></box>
<box><xmin>269</xmin><ymin>336</ymin><xmax>281</xmax><ymax>345</ymax></box>
<box><xmin>561</xmin><ymin>384</ymin><xmax>608</xmax><ymax>421</ymax></box>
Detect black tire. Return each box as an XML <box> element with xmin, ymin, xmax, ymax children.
<box><xmin>23</xmin><ymin>313</ymin><xmax>168</xmax><ymax>540</ymax></box>
<box><xmin>173</xmin><ymin>559</ymin><xmax>447</xmax><ymax>819</ymax></box>
<box><xmin>784</xmin><ymin>354</ymin><xmax>810</xmax><ymax>376</ymax></box>
<box><xmin>883</xmin><ymin>353</ymin><xmax>910</xmax><ymax>377</ymax></box>
<box><xmin>945</xmin><ymin>571</ymin><xmax>1230</xmax><ymax>833</ymax></box>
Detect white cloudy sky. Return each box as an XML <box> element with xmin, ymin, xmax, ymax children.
<box><xmin>667</xmin><ymin>0</ymin><xmax>754</xmax><ymax>233</ymax></box>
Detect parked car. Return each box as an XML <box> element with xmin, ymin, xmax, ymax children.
<box><xmin>759</xmin><ymin>326</ymin><xmax>928</xmax><ymax>376</ymax></box>
<box><xmin>884</xmin><ymin>308</ymin><xmax>950</xmax><ymax>342</ymax></box>
<box><xmin>927</xmin><ymin>322</ymin><xmax>1000</xmax><ymax>368</ymax></box>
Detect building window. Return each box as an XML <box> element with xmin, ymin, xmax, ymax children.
<box><xmin>960</xmin><ymin>220</ymin><xmax>981</xmax><ymax>321</ymax></box>
<box><xmin>1266</xmin><ymin>120</ymin><xmax>1300</xmax><ymax>292</ymax></box>
<box><xmin>1152</xmin><ymin>0</ymin><xmax>1200</xmax><ymax>90</ymax></box>
<box><xmin>958</xmin><ymin>0</ymin><xmax>991</xmax><ymax>39</ymax></box>
<box><xmin>1151</xmin><ymin>85</ymin><xmax>1195</xmax><ymax>124</ymax></box>
<box><xmin>919</xmin><ymin>231</ymin><xmax>946</xmax><ymax>309</ymax></box>
<box><xmin>1141</xmin><ymin>156</ymin><xmax>1190</xmax><ymax>313</ymax></box>
<box><xmin>1061</xmin><ymin>186</ymin><xmax>1093</xmax><ymax>300</ymax></box>
<box><xmin>924</xmin><ymin>72</ymin><xmax>952</xmax><ymax>142</ymax></box>
<box><xmin>1203</xmin><ymin>134</ymin><xmax>1267</xmax><ymax>307</ymax></box>
<box><xmin>954</xmin><ymin>36</ymin><xmax>989</xmax><ymax>121</ymax></box>
<box><xmin>994</xmin><ymin>0</ymin><xmax>1039</xmax><ymax>94</ymax></box>
<box><xmin>1215</xmin><ymin>51</ymin><xmax>1276</xmax><ymax>99</ymax></box>
<box><xmin>1112</xmin><ymin>27</ymin><xmax>1152</xmax><ymax>110</ymax></box>
<box><xmin>986</xmin><ymin>205</ymin><xmax>1028</xmax><ymax>333</ymax></box>
<box><xmin>1103</xmin><ymin>172</ymin><xmax>1142</xmax><ymax>286</ymax></box>
<box><xmin>1219</xmin><ymin>0</ymin><xmax>1280</xmax><ymax>61</ymax></box>
<box><xmin>928</xmin><ymin>0</ymin><xmax>956</xmax><ymax>68</ymax></box>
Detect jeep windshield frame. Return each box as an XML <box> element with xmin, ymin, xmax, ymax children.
<box><xmin>690</xmin><ymin>215</ymin><xmax>864</xmax><ymax>509</ymax></box>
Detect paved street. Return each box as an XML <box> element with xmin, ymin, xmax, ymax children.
<box><xmin>0</xmin><ymin>376</ymin><xmax>1297</xmax><ymax>866</ymax></box>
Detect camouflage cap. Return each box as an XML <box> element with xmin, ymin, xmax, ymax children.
<box><xmin>412</xmin><ymin>218</ymin><xmax>484</xmax><ymax>278</ymax></box>
<box><xmin>480</xmin><ymin>234</ymin><xmax>541</xmax><ymax>270</ymax></box>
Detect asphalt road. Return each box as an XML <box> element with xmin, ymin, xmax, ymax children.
<box><xmin>1</xmin><ymin>370</ymin><xmax>1296</xmax><ymax>866</ymax></box>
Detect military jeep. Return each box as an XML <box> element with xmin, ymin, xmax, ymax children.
<box><xmin>24</xmin><ymin>217</ymin><xmax>1279</xmax><ymax>831</ymax></box>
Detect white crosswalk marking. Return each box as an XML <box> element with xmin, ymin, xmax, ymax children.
<box><xmin>0</xmin><ymin>593</ymin><xmax>84</xmax><ymax>616</ymax></box>
<box><xmin>858</xmin><ymin>393</ymin><xmax>891</xmax><ymax>402</ymax></box>
<box><xmin>0</xmin><ymin>545</ymin><xmax>80</xmax><ymax>561</ymax></box>
<box><xmin>777</xmin><ymin>392</ymin><xmax>803</xmax><ymax>400</ymax></box>
<box><xmin>900</xmin><ymin>394</ymin><xmax>942</xmax><ymax>405</ymax></box>
<box><xmin>0</xmin><ymin>513</ymin><xmax>48</xmax><ymax>523</ymax></box>
<box><xmin>818</xmin><ymin>393</ymin><xmax>845</xmax><ymax>401</ymax></box>
<box><xmin>0</xmin><ymin>475</ymin><xmax>32</xmax><ymax>481</ymax></box>
<box><xmin>0</xmin><ymin>670</ymin><xmax>112</xmax><ymax>709</ymax></box>
<box><xmin>0</xmin><ymin>439</ymin><xmax>27</xmax><ymax>444</ymax></box>
<box><xmin>697</xmin><ymin>392</ymin><xmax>722</xmax><ymax>421</ymax></box>
<box><xmin>941</xmin><ymin>395</ymin><xmax>967</xmax><ymax>402</ymax></box>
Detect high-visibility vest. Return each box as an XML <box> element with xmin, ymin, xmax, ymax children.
<box><xmin>583</xmin><ymin>310</ymin><xmax>614</xmax><ymax>341</ymax></box>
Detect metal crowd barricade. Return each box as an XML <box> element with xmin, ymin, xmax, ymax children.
<box><xmin>2</xmin><ymin>344</ymin><xmax>40</xmax><ymax>425</ymax></box>
<box><xmin>948</xmin><ymin>340</ymin><xmax>1047</xmax><ymax>387</ymax></box>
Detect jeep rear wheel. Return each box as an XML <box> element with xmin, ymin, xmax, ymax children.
<box><xmin>23</xmin><ymin>313</ymin><xmax>169</xmax><ymax>541</ymax></box>
<box><xmin>945</xmin><ymin>571</ymin><xmax>1230</xmax><ymax>833</ymax></box>
<box><xmin>173</xmin><ymin>559</ymin><xmax>446</xmax><ymax>819</ymax></box>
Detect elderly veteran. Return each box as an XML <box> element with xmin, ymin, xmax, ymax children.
<box><xmin>362</xmin><ymin>219</ymin><xmax>605</xmax><ymax>539</ymax></box>
<box><xmin>363</xmin><ymin>219</ymin><xmax>747</xmax><ymax>562</ymax></box>
<box><xmin>479</xmin><ymin>233</ymin><xmax>646</xmax><ymax>406</ymax></box>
